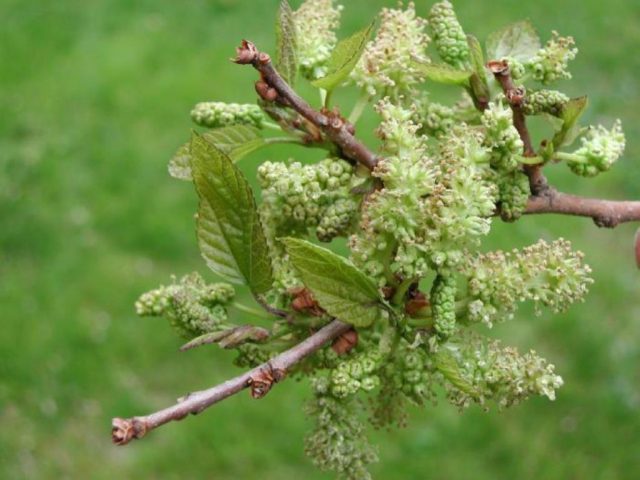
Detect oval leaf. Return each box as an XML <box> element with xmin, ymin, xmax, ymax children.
<box><xmin>170</xmin><ymin>125</ymin><xmax>267</xmax><ymax>181</ymax></box>
<box><xmin>466</xmin><ymin>35</ymin><xmax>490</xmax><ymax>108</ymax></box>
<box><xmin>282</xmin><ymin>238</ymin><xmax>383</xmax><ymax>327</ymax></box>
<box><xmin>275</xmin><ymin>0</ymin><xmax>298</xmax><ymax>87</ymax></box>
<box><xmin>311</xmin><ymin>22</ymin><xmax>374</xmax><ymax>92</ymax></box>
<box><xmin>486</xmin><ymin>21</ymin><xmax>541</xmax><ymax>62</ymax></box>
<box><xmin>191</xmin><ymin>132</ymin><xmax>273</xmax><ymax>294</ymax></box>
<box><xmin>552</xmin><ymin>96</ymin><xmax>589</xmax><ymax>149</ymax></box>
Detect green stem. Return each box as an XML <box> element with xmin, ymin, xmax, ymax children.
<box><xmin>555</xmin><ymin>152</ymin><xmax>585</xmax><ymax>163</ymax></box>
<box><xmin>348</xmin><ymin>90</ymin><xmax>370</xmax><ymax>125</ymax></box>
<box><xmin>517</xmin><ymin>155</ymin><xmax>545</xmax><ymax>165</ymax></box>
<box><xmin>232</xmin><ymin>302</ymin><xmax>271</xmax><ymax>319</ymax></box>
<box><xmin>392</xmin><ymin>277</ymin><xmax>416</xmax><ymax>306</ymax></box>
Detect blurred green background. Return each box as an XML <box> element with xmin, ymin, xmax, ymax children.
<box><xmin>1</xmin><ymin>0</ymin><xmax>639</xmax><ymax>478</ymax></box>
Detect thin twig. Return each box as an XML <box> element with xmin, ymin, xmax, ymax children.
<box><xmin>525</xmin><ymin>190</ymin><xmax>640</xmax><ymax>227</ymax></box>
<box><xmin>112</xmin><ymin>320</ymin><xmax>351</xmax><ymax>446</ymax></box>
<box><xmin>488</xmin><ymin>60</ymin><xmax>549</xmax><ymax>195</ymax></box>
<box><xmin>234</xmin><ymin>40</ymin><xmax>379</xmax><ymax>171</ymax></box>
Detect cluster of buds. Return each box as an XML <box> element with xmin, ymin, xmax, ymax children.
<box><xmin>328</xmin><ymin>349</ymin><xmax>383</xmax><ymax>398</ymax></box>
<box><xmin>135</xmin><ymin>273</ymin><xmax>235</xmax><ymax>338</ymax></box>
<box><xmin>563</xmin><ymin>120</ymin><xmax>626</xmax><ymax>177</ymax></box>
<box><xmin>293</xmin><ymin>0</ymin><xmax>343</xmax><ymax>80</ymax></box>
<box><xmin>494</xmin><ymin>170</ymin><xmax>530</xmax><ymax>222</ymax></box>
<box><xmin>522</xmin><ymin>89</ymin><xmax>570</xmax><ymax>116</ymax></box>
<box><xmin>351</xmin><ymin>2</ymin><xmax>430</xmax><ymax>97</ymax></box>
<box><xmin>526</xmin><ymin>32</ymin><xmax>578</xmax><ymax>85</ymax></box>
<box><xmin>190</xmin><ymin>101</ymin><xmax>265</xmax><ymax>129</ymax></box>
<box><xmin>428</xmin><ymin>0</ymin><xmax>470</xmax><ymax>69</ymax></box>
<box><xmin>430</xmin><ymin>274</ymin><xmax>457</xmax><ymax>340</ymax></box>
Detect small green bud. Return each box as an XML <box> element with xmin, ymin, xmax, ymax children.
<box><xmin>566</xmin><ymin>120</ymin><xmax>626</xmax><ymax>177</ymax></box>
<box><xmin>428</xmin><ymin>1</ymin><xmax>470</xmax><ymax>69</ymax></box>
<box><xmin>190</xmin><ymin>102</ymin><xmax>264</xmax><ymax>128</ymax></box>
<box><xmin>527</xmin><ymin>31</ymin><xmax>578</xmax><ymax>85</ymax></box>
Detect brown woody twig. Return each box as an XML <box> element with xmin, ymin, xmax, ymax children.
<box><xmin>488</xmin><ymin>60</ymin><xmax>549</xmax><ymax>195</ymax></box>
<box><xmin>112</xmin><ymin>320</ymin><xmax>352</xmax><ymax>446</ymax></box>
<box><xmin>234</xmin><ymin>40</ymin><xmax>379</xmax><ymax>171</ymax></box>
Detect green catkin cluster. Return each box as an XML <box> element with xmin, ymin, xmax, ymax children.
<box><xmin>135</xmin><ymin>273</ymin><xmax>235</xmax><ymax>338</ymax></box>
<box><xmin>462</xmin><ymin>239</ymin><xmax>593</xmax><ymax>327</ymax></box>
<box><xmin>431</xmin><ymin>274</ymin><xmax>457</xmax><ymax>340</ymax></box>
<box><xmin>494</xmin><ymin>170</ymin><xmax>530</xmax><ymax>222</ymax></box>
<box><xmin>352</xmin><ymin>2</ymin><xmax>430</xmax><ymax>98</ymax></box>
<box><xmin>428</xmin><ymin>1</ymin><xmax>470</xmax><ymax>69</ymax></box>
<box><xmin>522</xmin><ymin>89</ymin><xmax>570</xmax><ymax>116</ymax></box>
<box><xmin>293</xmin><ymin>0</ymin><xmax>343</xmax><ymax>80</ymax></box>
<box><xmin>564</xmin><ymin>120</ymin><xmax>626</xmax><ymax>177</ymax></box>
<box><xmin>436</xmin><ymin>337</ymin><xmax>564</xmax><ymax>409</ymax></box>
<box><xmin>190</xmin><ymin>102</ymin><xmax>265</xmax><ymax>129</ymax></box>
<box><xmin>329</xmin><ymin>349</ymin><xmax>383</xmax><ymax>398</ymax></box>
<box><xmin>527</xmin><ymin>31</ymin><xmax>578</xmax><ymax>85</ymax></box>
<box><xmin>305</xmin><ymin>377</ymin><xmax>378</xmax><ymax>480</ymax></box>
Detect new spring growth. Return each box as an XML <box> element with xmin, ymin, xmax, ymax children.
<box><xmin>528</xmin><ymin>31</ymin><xmax>578</xmax><ymax>84</ymax></box>
<box><xmin>351</xmin><ymin>2</ymin><xmax>430</xmax><ymax>98</ymax></box>
<box><xmin>190</xmin><ymin>102</ymin><xmax>265</xmax><ymax>129</ymax></box>
<box><xmin>428</xmin><ymin>1</ymin><xmax>470</xmax><ymax>69</ymax></box>
<box><xmin>293</xmin><ymin>0</ymin><xmax>343</xmax><ymax>80</ymax></box>
<box><xmin>561</xmin><ymin>120</ymin><xmax>626</xmax><ymax>177</ymax></box>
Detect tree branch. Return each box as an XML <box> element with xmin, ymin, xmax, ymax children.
<box><xmin>488</xmin><ymin>60</ymin><xmax>549</xmax><ymax>195</ymax></box>
<box><xmin>112</xmin><ymin>320</ymin><xmax>352</xmax><ymax>446</ymax></box>
<box><xmin>525</xmin><ymin>190</ymin><xmax>640</xmax><ymax>227</ymax></box>
<box><xmin>234</xmin><ymin>40</ymin><xmax>379</xmax><ymax>171</ymax></box>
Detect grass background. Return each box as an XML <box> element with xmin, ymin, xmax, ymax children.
<box><xmin>1</xmin><ymin>0</ymin><xmax>639</xmax><ymax>478</ymax></box>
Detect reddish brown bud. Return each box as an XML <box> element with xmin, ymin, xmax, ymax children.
<box><xmin>258</xmin><ymin>52</ymin><xmax>271</xmax><ymax>65</ymax></box>
<box><xmin>289</xmin><ymin>287</ymin><xmax>325</xmax><ymax>316</ymax></box>
<box><xmin>112</xmin><ymin>417</ymin><xmax>147</xmax><ymax>446</ymax></box>
<box><xmin>248</xmin><ymin>366</ymin><xmax>285</xmax><ymax>399</ymax></box>
<box><xmin>234</xmin><ymin>40</ymin><xmax>258</xmax><ymax>64</ymax></box>
<box><xmin>331</xmin><ymin>329</ymin><xmax>358</xmax><ymax>355</ymax></box>
<box><xmin>255</xmin><ymin>80</ymin><xmax>278</xmax><ymax>102</ymax></box>
<box><xmin>487</xmin><ymin>59</ymin><xmax>509</xmax><ymax>75</ymax></box>
<box><xmin>405</xmin><ymin>292</ymin><xmax>430</xmax><ymax>316</ymax></box>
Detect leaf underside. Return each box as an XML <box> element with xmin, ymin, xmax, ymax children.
<box><xmin>486</xmin><ymin>20</ymin><xmax>541</xmax><ymax>62</ymax></box>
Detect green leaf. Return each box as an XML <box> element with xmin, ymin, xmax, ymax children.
<box><xmin>553</xmin><ymin>96</ymin><xmax>588</xmax><ymax>149</ymax></box>
<box><xmin>466</xmin><ymin>35</ymin><xmax>490</xmax><ymax>108</ymax></box>
<box><xmin>434</xmin><ymin>349</ymin><xmax>477</xmax><ymax>397</ymax></box>
<box><xmin>191</xmin><ymin>132</ymin><xmax>273</xmax><ymax>294</ymax></box>
<box><xmin>275</xmin><ymin>0</ymin><xmax>298</xmax><ymax>87</ymax></box>
<box><xmin>170</xmin><ymin>125</ymin><xmax>266</xmax><ymax>181</ymax></box>
<box><xmin>416</xmin><ymin>62</ymin><xmax>473</xmax><ymax>86</ymax></box>
<box><xmin>282</xmin><ymin>238</ymin><xmax>383</xmax><ymax>327</ymax></box>
<box><xmin>311</xmin><ymin>22</ymin><xmax>374</xmax><ymax>92</ymax></box>
<box><xmin>486</xmin><ymin>21</ymin><xmax>541</xmax><ymax>62</ymax></box>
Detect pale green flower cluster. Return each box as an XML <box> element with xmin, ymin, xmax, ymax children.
<box><xmin>351</xmin><ymin>2</ymin><xmax>430</xmax><ymax>97</ymax></box>
<box><xmin>565</xmin><ymin>120</ymin><xmax>626</xmax><ymax>177</ymax></box>
<box><xmin>351</xmin><ymin>100</ymin><xmax>496</xmax><ymax>282</ymax></box>
<box><xmin>436</xmin><ymin>337</ymin><xmax>564</xmax><ymax>409</ymax></box>
<box><xmin>462</xmin><ymin>239</ymin><xmax>593</xmax><ymax>327</ymax></box>
<box><xmin>482</xmin><ymin>100</ymin><xmax>524</xmax><ymax>171</ymax></box>
<box><xmin>527</xmin><ymin>31</ymin><xmax>578</xmax><ymax>85</ymax></box>
<box><xmin>493</xmin><ymin>169</ymin><xmax>530</xmax><ymax>222</ymax></box>
<box><xmin>190</xmin><ymin>102</ymin><xmax>264</xmax><ymax>129</ymax></box>
<box><xmin>523</xmin><ymin>89</ymin><xmax>570</xmax><ymax>116</ymax></box>
<box><xmin>428</xmin><ymin>1</ymin><xmax>470</xmax><ymax>69</ymax></box>
<box><xmin>293</xmin><ymin>0</ymin><xmax>343</xmax><ymax>80</ymax></box>
<box><xmin>305</xmin><ymin>378</ymin><xmax>378</xmax><ymax>480</ymax></box>
<box><xmin>135</xmin><ymin>273</ymin><xmax>235</xmax><ymax>338</ymax></box>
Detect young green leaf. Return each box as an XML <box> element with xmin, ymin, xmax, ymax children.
<box><xmin>486</xmin><ymin>21</ymin><xmax>541</xmax><ymax>62</ymax></box>
<box><xmin>275</xmin><ymin>0</ymin><xmax>298</xmax><ymax>87</ymax></box>
<box><xmin>282</xmin><ymin>238</ymin><xmax>383</xmax><ymax>327</ymax></box>
<box><xmin>415</xmin><ymin>62</ymin><xmax>472</xmax><ymax>87</ymax></box>
<box><xmin>553</xmin><ymin>96</ymin><xmax>589</xmax><ymax>149</ymax></box>
<box><xmin>170</xmin><ymin>125</ymin><xmax>267</xmax><ymax>181</ymax></box>
<box><xmin>311</xmin><ymin>22</ymin><xmax>374</xmax><ymax>92</ymax></box>
<box><xmin>466</xmin><ymin>35</ymin><xmax>490</xmax><ymax>108</ymax></box>
<box><xmin>191</xmin><ymin>132</ymin><xmax>273</xmax><ymax>294</ymax></box>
